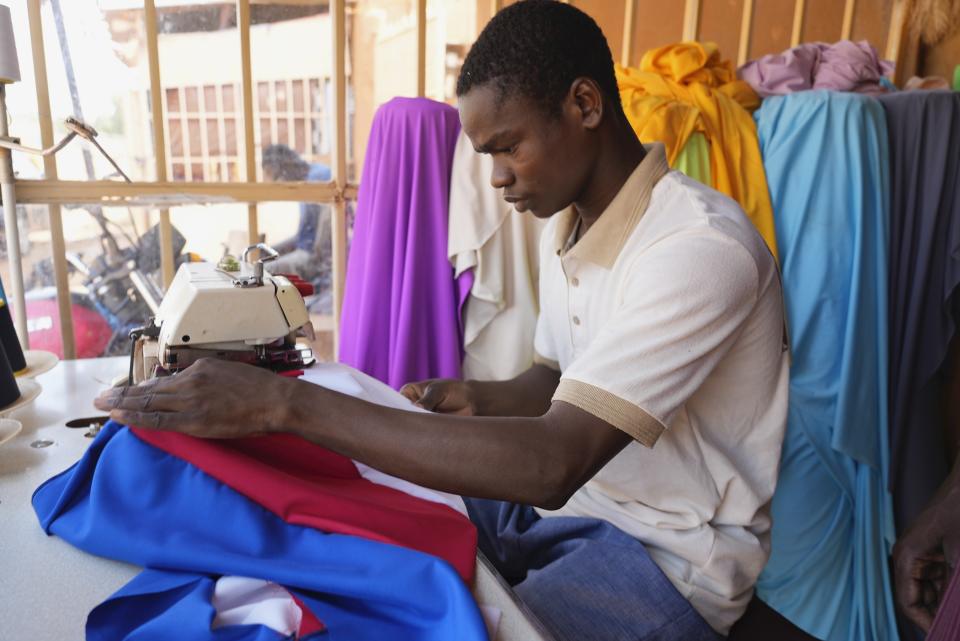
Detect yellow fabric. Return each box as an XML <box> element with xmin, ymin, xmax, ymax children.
<box><xmin>617</xmin><ymin>42</ymin><xmax>778</xmax><ymax>260</ymax></box>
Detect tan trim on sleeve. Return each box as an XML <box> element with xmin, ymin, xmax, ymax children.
<box><xmin>553</xmin><ymin>379</ymin><xmax>665</xmax><ymax>447</ymax></box>
<box><xmin>533</xmin><ymin>352</ymin><xmax>561</xmax><ymax>371</ymax></box>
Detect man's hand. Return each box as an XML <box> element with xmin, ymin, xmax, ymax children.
<box><xmin>93</xmin><ymin>358</ymin><xmax>293</xmax><ymax>438</ymax></box>
<box><xmin>399</xmin><ymin>379</ymin><xmax>477</xmax><ymax>415</ymax></box>
<box><xmin>893</xmin><ymin>471</ymin><xmax>960</xmax><ymax>631</ymax></box>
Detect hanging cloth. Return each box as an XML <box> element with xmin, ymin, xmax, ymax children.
<box><xmin>672</xmin><ymin>132</ymin><xmax>712</xmax><ymax>185</ymax></box>
<box><xmin>753</xmin><ymin>91</ymin><xmax>899</xmax><ymax>641</ymax></box>
<box><xmin>615</xmin><ymin>41</ymin><xmax>778</xmax><ymax>259</ymax></box>
<box><xmin>339</xmin><ymin>97</ymin><xmax>471</xmax><ymax>389</ymax></box>
<box><xmin>876</xmin><ymin>91</ymin><xmax>960</xmax><ymax>533</ymax></box>
<box><xmin>448</xmin><ymin>131</ymin><xmax>547</xmax><ymax>381</ymax></box>
<box><xmin>738</xmin><ymin>40</ymin><xmax>893</xmax><ymax>97</ymax></box>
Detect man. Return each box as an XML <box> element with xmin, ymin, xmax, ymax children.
<box><xmin>261</xmin><ymin>144</ymin><xmax>333</xmax><ymax>312</ymax></box>
<box><xmin>96</xmin><ymin>2</ymin><xmax>788</xmax><ymax>639</ymax></box>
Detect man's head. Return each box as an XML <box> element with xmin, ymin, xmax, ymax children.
<box><xmin>456</xmin><ymin>0</ymin><xmax>628</xmax><ymax>218</ymax></box>
<box><xmin>262</xmin><ymin>144</ymin><xmax>309</xmax><ymax>182</ymax></box>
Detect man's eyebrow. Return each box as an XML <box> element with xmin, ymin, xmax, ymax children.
<box><xmin>473</xmin><ymin>131</ymin><xmax>511</xmax><ymax>154</ymax></box>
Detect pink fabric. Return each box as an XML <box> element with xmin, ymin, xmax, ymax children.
<box><xmin>927</xmin><ymin>562</ymin><xmax>960</xmax><ymax>641</ymax></box>
<box><xmin>738</xmin><ymin>40</ymin><xmax>894</xmax><ymax>97</ymax></box>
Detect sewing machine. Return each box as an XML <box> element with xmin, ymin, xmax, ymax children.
<box><xmin>129</xmin><ymin>244</ymin><xmax>315</xmax><ymax>384</ymax></box>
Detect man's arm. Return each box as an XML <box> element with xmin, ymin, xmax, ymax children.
<box><xmin>400</xmin><ymin>364</ymin><xmax>560</xmax><ymax>417</ymax></box>
<box><xmin>95</xmin><ymin>359</ymin><xmax>630</xmax><ymax>510</ymax></box>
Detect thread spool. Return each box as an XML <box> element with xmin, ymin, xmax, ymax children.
<box><xmin>0</xmin><ymin>340</ymin><xmax>20</xmax><ymax>408</ymax></box>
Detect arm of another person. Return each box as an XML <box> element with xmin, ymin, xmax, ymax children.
<box><xmin>894</xmin><ymin>333</ymin><xmax>960</xmax><ymax>630</ymax></box>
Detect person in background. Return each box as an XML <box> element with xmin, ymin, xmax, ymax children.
<box><xmin>97</xmin><ymin>2</ymin><xmax>788</xmax><ymax>639</ymax></box>
<box><xmin>261</xmin><ymin>144</ymin><xmax>332</xmax><ymax>312</ymax></box>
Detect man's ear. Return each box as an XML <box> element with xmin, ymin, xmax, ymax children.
<box><xmin>568</xmin><ymin>77</ymin><xmax>604</xmax><ymax>130</ymax></box>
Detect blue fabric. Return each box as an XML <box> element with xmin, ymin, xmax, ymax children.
<box><xmin>753</xmin><ymin>91</ymin><xmax>899</xmax><ymax>641</ymax></box>
<box><xmin>295</xmin><ymin>163</ymin><xmax>332</xmax><ymax>251</ymax></box>
<box><xmin>87</xmin><ymin>570</ymin><xmax>296</xmax><ymax>641</ymax></box>
<box><xmin>33</xmin><ymin>421</ymin><xmax>488</xmax><ymax>641</ymax></box>
<box><xmin>464</xmin><ymin>498</ymin><xmax>719</xmax><ymax>641</ymax></box>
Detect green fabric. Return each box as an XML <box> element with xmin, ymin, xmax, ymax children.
<box><xmin>672</xmin><ymin>131</ymin><xmax>711</xmax><ymax>185</ymax></box>
<box><xmin>953</xmin><ymin>64</ymin><xmax>960</xmax><ymax>92</ymax></box>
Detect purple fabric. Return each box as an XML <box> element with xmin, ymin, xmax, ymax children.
<box><xmin>339</xmin><ymin>97</ymin><xmax>466</xmax><ymax>389</ymax></box>
<box><xmin>738</xmin><ymin>40</ymin><xmax>894</xmax><ymax>97</ymax></box>
<box><xmin>927</xmin><ymin>562</ymin><xmax>960</xmax><ymax>641</ymax></box>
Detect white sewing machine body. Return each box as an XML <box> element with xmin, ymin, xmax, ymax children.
<box><xmin>131</xmin><ymin>246</ymin><xmax>314</xmax><ymax>383</ymax></box>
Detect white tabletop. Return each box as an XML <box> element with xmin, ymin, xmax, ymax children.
<box><xmin>0</xmin><ymin>358</ymin><xmax>551</xmax><ymax>641</ymax></box>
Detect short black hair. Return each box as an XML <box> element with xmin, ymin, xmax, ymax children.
<box><xmin>261</xmin><ymin>144</ymin><xmax>308</xmax><ymax>180</ymax></box>
<box><xmin>456</xmin><ymin>0</ymin><xmax>623</xmax><ymax>119</ymax></box>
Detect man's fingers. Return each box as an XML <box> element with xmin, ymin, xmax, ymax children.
<box><xmin>111</xmin><ymin>408</ymin><xmax>194</xmax><ymax>431</ymax></box>
<box><xmin>104</xmin><ymin>392</ymin><xmax>192</xmax><ymax>415</ymax></box>
<box><xmin>911</xmin><ymin>560</ymin><xmax>947</xmax><ymax>580</ymax></box>
<box><xmin>96</xmin><ymin>377</ymin><xmax>177</xmax><ymax>409</ymax></box>
<box><xmin>399</xmin><ymin>383</ymin><xmax>424</xmax><ymax>403</ymax></box>
<box><xmin>416</xmin><ymin>383</ymin><xmax>445</xmax><ymax>410</ymax></box>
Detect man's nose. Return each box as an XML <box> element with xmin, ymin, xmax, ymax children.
<box><xmin>490</xmin><ymin>161</ymin><xmax>514</xmax><ymax>190</ymax></box>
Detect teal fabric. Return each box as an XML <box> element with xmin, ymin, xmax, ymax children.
<box><xmin>753</xmin><ymin>91</ymin><xmax>899</xmax><ymax>641</ymax></box>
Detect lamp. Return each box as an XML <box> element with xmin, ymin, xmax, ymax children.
<box><xmin>0</xmin><ymin>2</ymin><xmax>28</xmax><ymax>349</ymax></box>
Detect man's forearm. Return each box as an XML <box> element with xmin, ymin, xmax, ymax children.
<box><xmin>468</xmin><ymin>364</ymin><xmax>560</xmax><ymax>417</ymax></box>
<box><xmin>279</xmin><ymin>379</ymin><xmax>569</xmax><ymax>507</ymax></box>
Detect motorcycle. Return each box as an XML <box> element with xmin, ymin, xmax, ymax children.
<box><xmin>25</xmin><ymin>211</ymin><xmax>196</xmax><ymax>358</ymax></box>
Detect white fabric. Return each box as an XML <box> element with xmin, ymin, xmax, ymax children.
<box><xmin>211</xmin><ymin>576</ymin><xmax>302</xmax><ymax>635</ymax></box>
<box><xmin>534</xmin><ymin>170</ymin><xmax>789</xmax><ymax>634</ymax></box>
<box><xmin>299</xmin><ymin>364</ymin><xmax>469</xmax><ymax>517</ymax></box>
<box><xmin>479</xmin><ymin>605</ymin><xmax>503</xmax><ymax>640</ymax></box>
<box><xmin>448</xmin><ymin>131</ymin><xmax>547</xmax><ymax>381</ymax></box>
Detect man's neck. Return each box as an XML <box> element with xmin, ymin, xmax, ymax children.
<box><xmin>574</xmin><ymin>126</ymin><xmax>646</xmax><ymax>236</ymax></box>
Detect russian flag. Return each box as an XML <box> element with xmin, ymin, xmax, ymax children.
<box><xmin>32</xmin><ymin>366</ymin><xmax>489</xmax><ymax>641</ymax></box>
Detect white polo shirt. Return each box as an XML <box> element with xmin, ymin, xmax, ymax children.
<box><xmin>533</xmin><ymin>144</ymin><xmax>789</xmax><ymax>634</ymax></box>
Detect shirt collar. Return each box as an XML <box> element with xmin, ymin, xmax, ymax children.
<box><xmin>552</xmin><ymin>143</ymin><xmax>669</xmax><ymax>269</ymax></box>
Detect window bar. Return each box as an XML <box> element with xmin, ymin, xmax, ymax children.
<box><xmin>885</xmin><ymin>0</ymin><xmax>909</xmax><ymax>81</ymax></box>
<box><xmin>682</xmin><ymin>0</ymin><xmax>701</xmax><ymax>42</ymax></box>
<box><xmin>417</xmin><ymin>0</ymin><xmax>427</xmax><ymax>97</ymax></box>
<box><xmin>15</xmin><ymin>180</ymin><xmax>345</xmax><ymax>205</ymax></box>
<box><xmin>841</xmin><ymin>0</ymin><xmax>856</xmax><ymax>41</ymax></box>
<box><xmin>331</xmin><ymin>0</ymin><xmax>348</xmax><ymax>355</ymax></box>
<box><xmin>791</xmin><ymin>0</ymin><xmax>806</xmax><ymax>47</ymax></box>
<box><xmin>621</xmin><ymin>0</ymin><xmax>636</xmax><ymax>67</ymax></box>
<box><xmin>238</xmin><ymin>0</ymin><xmax>259</xmax><ymax>246</ymax></box>
<box><xmin>26</xmin><ymin>0</ymin><xmax>73</xmax><ymax>357</ymax></box>
<box><xmin>737</xmin><ymin>0</ymin><xmax>755</xmax><ymax>66</ymax></box>
<box><xmin>144</xmin><ymin>0</ymin><xmax>176</xmax><ymax>289</ymax></box>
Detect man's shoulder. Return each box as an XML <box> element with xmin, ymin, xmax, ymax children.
<box><xmin>635</xmin><ymin>171</ymin><xmax>774</xmax><ymax>275</ymax></box>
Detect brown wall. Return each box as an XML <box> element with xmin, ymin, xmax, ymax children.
<box><xmin>482</xmin><ymin>0</ymin><xmax>911</xmax><ymax>69</ymax></box>
<box><xmin>920</xmin><ymin>29</ymin><xmax>960</xmax><ymax>81</ymax></box>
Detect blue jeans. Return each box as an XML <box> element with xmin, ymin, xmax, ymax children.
<box><xmin>464</xmin><ymin>498</ymin><xmax>721</xmax><ymax>641</ymax></box>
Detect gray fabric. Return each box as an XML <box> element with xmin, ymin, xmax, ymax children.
<box><xmin>877</xmin><ymin>91</ymin><xmax>960</xmax><ymax>534</ymax></box>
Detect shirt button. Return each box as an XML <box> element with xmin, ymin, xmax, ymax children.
<box><xmin>571</xmin><ymin>277</ymin><xmax>580</xmax><ymax>287</ymax></box>
<box><xmin>572</xmin><ymin>315</ymin><xmax>581</xmax><ymax>326</ymax></box>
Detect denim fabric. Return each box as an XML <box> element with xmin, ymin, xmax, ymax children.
<box><xmin>464</xmin><ymin>498</ymin><xmax>721</xmax><ymax>641</ymax></box>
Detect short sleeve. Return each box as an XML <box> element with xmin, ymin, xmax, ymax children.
<box><xmin>554</xmin><ymin>231</ymin><xmax>760</xmax><ymax>447</ymax></box>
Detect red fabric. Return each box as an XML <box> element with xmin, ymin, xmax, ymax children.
<box><xmin>131</xmin><ymin>429</ymin><xmax>476</xmax><ymax>582</ymax></box>
<box><xmin>291</xmin><ymin>594</ymin><xmax>326</xmax><ymax>637</ymax></box>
